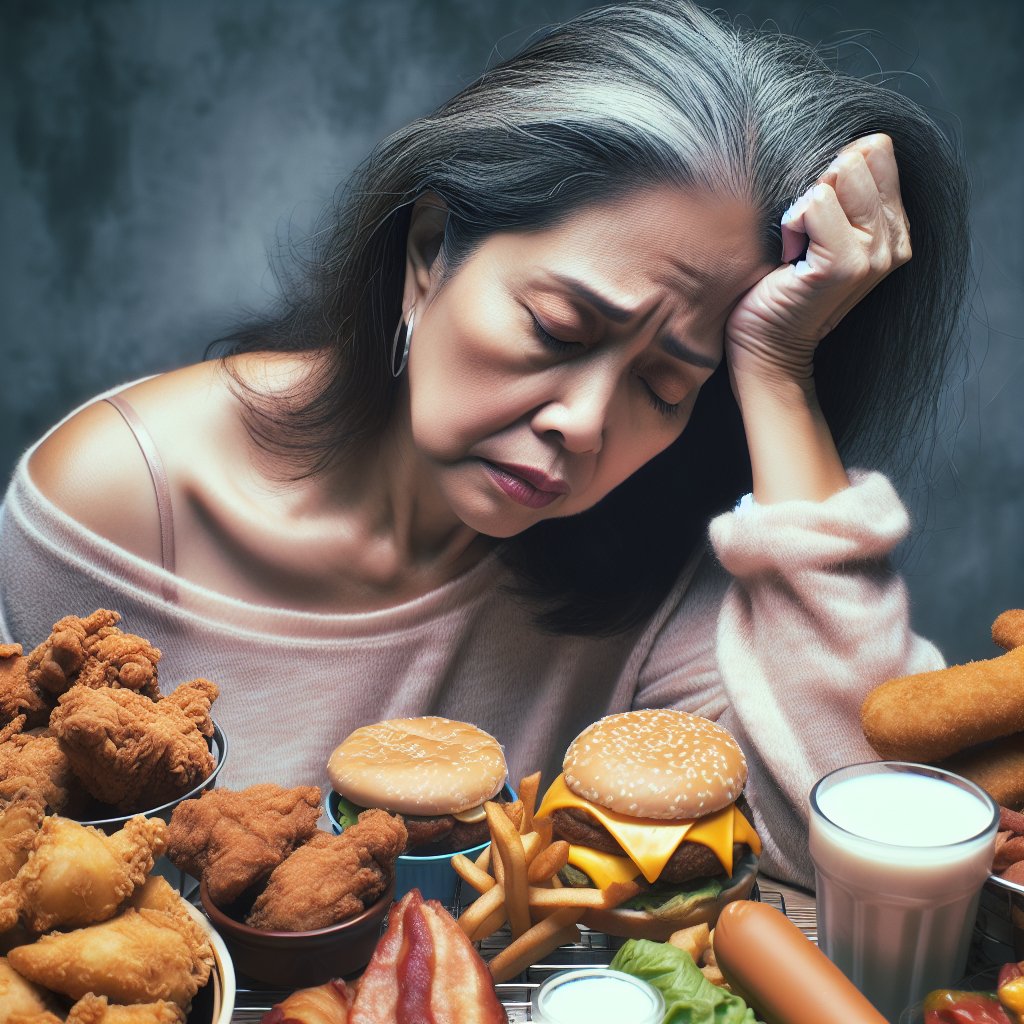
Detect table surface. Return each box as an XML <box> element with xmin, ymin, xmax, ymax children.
<box><xmin>225</xmin><ymin>876</ymin><xmax>819</xmax><ymax>1022</ymax></box>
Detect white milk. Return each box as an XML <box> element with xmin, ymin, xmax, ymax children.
<box><xmin>809</xmin><ymin>764</ymin><xmax>998</xmax><ymax>1024</ymax></box>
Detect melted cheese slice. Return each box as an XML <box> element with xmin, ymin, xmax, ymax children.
<box><xmin>536</xmin><ymin>773</ymin><xmax>761</xmax><ymax>884</ymax></box>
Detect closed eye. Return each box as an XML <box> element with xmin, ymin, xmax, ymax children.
<box><xmin>529</xmin><ymin>312</ymin><xmax>580</xmax><ymax>354</ymax></box>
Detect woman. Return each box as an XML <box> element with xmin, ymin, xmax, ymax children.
<box><xmin>0</xmin><ymin>0</ymin><xmax>968</xmax><ymax>886</ymax></box>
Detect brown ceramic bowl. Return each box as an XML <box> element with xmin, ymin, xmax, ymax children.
<box><xmin>200</xmin><ymin>875</ymin><xmax>393</xmax><ymax>989</ymax></box>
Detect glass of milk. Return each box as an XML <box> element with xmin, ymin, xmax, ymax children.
<box><xmin>809</xmin><ymin>761</ymin><xmax>999</xmax><ymax>1023</ymax></box>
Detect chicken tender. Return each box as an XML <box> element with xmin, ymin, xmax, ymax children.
<box><xmin>940</xmin><ymin>733</ymin><xmax>1024</xmax><ymax>812</ymax></box>
<box><xmin>48</xmin><ymin>679</ymin><xmax>218</xmax><ymax>812</ymax></box>
<box><xmin>247</xmin><ymin>809</ymin><xmax>406</xmax><ymax>932</ymax></box>
<box><xmin>861</xmin><ymin>614</ymin><xmax>1024</xmax><ymax>762</ymax></box>
<box><xmin>167</xmin><ymin>782</ymin><xmax>322</xmax><ymax>906</ymax></box>
<box><xmin>8</xmin><ymin>906</ymin><xmax>213</xmax><ymax>1007</ymax></box>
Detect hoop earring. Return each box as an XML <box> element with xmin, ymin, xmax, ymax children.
<box><xmin>391</xmin><ymin>308</ymin><xmax>415</xmax><ymax>378</ymax></box>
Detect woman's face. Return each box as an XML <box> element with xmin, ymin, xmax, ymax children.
<box><xmin>404</xmin><ymin>186</ymin><xmax>771</xmax><ymax>538</ymax></box>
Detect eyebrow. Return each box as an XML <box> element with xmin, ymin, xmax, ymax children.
<box><xmin>548</xmin><ymin>273</ymin><xmax>635</xmax><ymax>324</ymax></box>
<box><xmin>662</xmin><ymin>335</ymin><xmax>720</xmax><ymax>370</ymax></box>
<box><xmin>547</xmin><ymin>272</ymin><xmax>721</xmax><ymax>370</ymax></box>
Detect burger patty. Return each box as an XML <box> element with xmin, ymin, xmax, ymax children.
<box><xmin>403</xmin><ymin>814</ymin><xmax>491</xmax><ymax>854</ymax></box>
<box><xmin>551</xmin><ymin>807</ymin><xmax>748</xmax><ymax>884</ymax></box>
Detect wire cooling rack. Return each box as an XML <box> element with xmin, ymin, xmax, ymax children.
<box><xmin>226</xmin><ymin>882</ymin><xmax>801</xmax><ymax>1022</ymax></box>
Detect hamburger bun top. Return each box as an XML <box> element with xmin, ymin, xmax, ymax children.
<box><xmin>327</xmin><ymin>716</ymin><xmax>506</xmax><ymax>816</ymax></box>
<box><xmin>563</xmin><ymin>709</ymin><xmax>747</xmax><ymax>820</ymax></box>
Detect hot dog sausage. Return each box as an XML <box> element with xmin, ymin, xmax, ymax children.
<box><xmin>713</xmin><ymin>900</ymin><xmax>888</xmax><ymax>1024</ymax></box>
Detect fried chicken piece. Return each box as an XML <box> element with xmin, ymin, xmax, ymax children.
<box><xmin>0</xmin><ymin>789</ymin><xmax>45</xmax><ymax>885</ymax></box>
<box><xmin>75</xmin><ymin>627</ymin><xmax>162</xmax><ymax>701</ymax></box>
<box><xmin>247</xmin><ymin>810</ymin><xmax>406</xmax><ymax>932</ymax></box>
<box><xmin>66</xmin><ymin>992</ymin><xmax>186</xmax><ymax>1024</ymax></box>
<box><xmin>167</xmin><ymin>783</ymin><xmax>322</xmax><ymax>906</ymax></box>
<box><xmin>26</xmin><ymin>609</ymin><xmax>122</xmax><ymax>696</ymax></box>
<box><xmin>8</xmin><ymin>906</ymin><xmax>213</xmax><ymax>1007</ymax></box>
<box><xmin>0</xmin><ymin>956</ymin><xmax>64</xmax><ymax>1020</ymax></box>
<box><xmin>128</xmin><ymin>875</ymin><xmax>183</xmax><ymax>914</ymax></box>
<box><xmin>0</xmin><ymin>717</ymin><xmax>84</xmax><ymax>815</ymax></box>
<box><xmin>160</xmin><ymin>678</ymin><xmax>217</xmax><ymax>738</ymax></box>
<box><xmin>48</xmin><ymin>679</ymin><xmax>218</xmax><ymax>812</ymax></box>
<box><xmin>3</xmin><ymin>814</ymin><xmax>167</xmax><ymax>933</ymax></box>
<box><xmin>9</xmin><ymin>1013</ymin><xmax>64</xmax><ymax>1024</ymax></box>
<box><xmin>0</xmin><ymin>644</ymin><xmax>49</xmax><ymax>729</ymax></box>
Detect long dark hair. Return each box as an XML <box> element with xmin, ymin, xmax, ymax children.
<box><xmin>211</xmin><ymin>0</ymin><xmax>970</xmax><ymax>635</ymax></box>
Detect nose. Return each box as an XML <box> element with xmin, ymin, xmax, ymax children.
<box><xmin>530</xmin><ymin>365</ymin><xmax>617</xmax><ymax>455</ymax></box>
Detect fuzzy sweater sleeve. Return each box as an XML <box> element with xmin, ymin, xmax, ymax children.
<box><xmin>634</xmin><ymin>470</ymin><xmax>944</xmax><ymax>889</ymax></box>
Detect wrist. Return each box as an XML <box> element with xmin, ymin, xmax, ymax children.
<box><xmin>729</xmin><ymin>361</ymin><xmax>819</xmax><ymax>412</ymax></box>
<box><xmin>731</xmin><ymin>369</ymin><xmax>849</xmax><ymax>506</ymax></box>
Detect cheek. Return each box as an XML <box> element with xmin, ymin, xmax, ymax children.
<box><xmin>406</xmin><ymin>306</ymin><xmax>524</xmax><ymax>455</ymax></box>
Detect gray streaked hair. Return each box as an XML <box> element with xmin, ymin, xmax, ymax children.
<box><xmin>215</xmin><ymin>0</ymin><xmax>969</xmax><ymax>633</ymax></box>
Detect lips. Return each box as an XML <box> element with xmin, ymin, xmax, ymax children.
<box><xmin>482</xmin><ymin>460</ymin><xmax>569</xmax><ymax>509</ymax></box>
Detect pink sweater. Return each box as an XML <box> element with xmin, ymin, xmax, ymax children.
<box><xmin>0</xmin><ymin>399</ymin><xmax>942</xmax><ymax>888</ymax></box>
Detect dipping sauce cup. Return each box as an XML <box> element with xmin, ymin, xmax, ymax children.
<box><xmin>531</xmin><ymin>968</ymin><xmax>664</xmax><ymax>1024</ymax></box>
<box><xmin>809</xmin><ymin>761</ymin><xmax>999</xmax><ymax>1023</ymax></box>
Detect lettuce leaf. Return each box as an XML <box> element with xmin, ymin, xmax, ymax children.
<box><xmin>623</xmin><ymin>878</ymin><xmax>724</xmax><ymax>921</ymax></box>
<box><xmin>610</xmin><ymin>939</ymin><xmax>762</xmax><ymax>1024</ymax></box>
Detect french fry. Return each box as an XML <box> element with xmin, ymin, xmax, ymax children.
<box><xmin>503</xmin><ymin>800</ymin><xmax>525</xmax><ymax>832</ymax></box>
<box><xmin>527</xmin><ymin>840</ymin><xmax>569</xmax><ymax>884</ymax></box>
<box><xmin>474</xmin><ymin>845</ymin><xmax>492</xmax><ymax>872</ymax></box>
<box><xmin>469</xmin><ymin>904</ymin><xmax>508</xmax><ymax>943</ymax></box>
<box><xmin>458</xmin><ymin>881</ymin><xmax>506</xmax><ymax>938</ymax></box>
<box><xmin>452</xmin><ymin>853</ymin><xmax>496</xmax><ymax>894</ymax></box>
<box><xmin>517</xmin><ymin>771</ymin><xmax>542</xmax><ymax>834</ymax></box>
<box><xmin>488</xmin><ymin>907</ymin><xmax>584</xmax><ymax>983</ymax></box>
<box><xmin>527</xmin><ymin>887</ymin><xmax>611</xmax><ymax>910</ymax></box>
<box><xmin>668</xmin><ymin>921</ymin><xmax>711</xmax><ymax>961</ymax></box>
<box><xmin>521</xmin><ymin>830</ymin><xmax>547</xmax><ymax>864</ymax></box>
<box><xmin>701</xmin><ymin>964</ymin><xmax>727</xmax><ymax>987</ymax></box>
<box><xmin>485</xmin><ymin>801</ymin><xmax>531</xmax><ymax>939</ymax></box>
<box><xmin>528</xmin><ymin>878</ymin><xmax>641</xmax><ymax>910</ymax></box>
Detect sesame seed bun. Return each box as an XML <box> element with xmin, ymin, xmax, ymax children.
<box><xmin>562</xmin><ymin>709</ymin><xmax>748</xmax><ymax>819</ymax></box>
<box><xmin>327</xmin><ymin>716</ymin><xmax>507</xmax><ymax>817</ymax></box>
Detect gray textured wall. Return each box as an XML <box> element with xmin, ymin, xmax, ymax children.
<box><xmin>2</xmin><ymin>1</ymin><xmax>1021</xmax><ymax>666</ymax></box>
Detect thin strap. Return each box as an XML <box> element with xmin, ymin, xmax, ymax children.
<box><xmin>104</xmin><ymin>394</ymin><xmax>178</xmax><ymax>599</ymax></box>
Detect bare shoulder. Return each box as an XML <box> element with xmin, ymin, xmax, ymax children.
<box><xmin>27</xmin><ymin>361</ymin><xmax>234</xmax><ymax>563</ymax></box>
<box><xmin>28</xmin><ymin>354</ymin><xmax>311</xmax><ymax>565</ymax></box>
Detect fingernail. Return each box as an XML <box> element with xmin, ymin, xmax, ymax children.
<box><xmin>781</xmin><ymin>192</ymin><xmax>810</xmax><ymax>224</ymax></box>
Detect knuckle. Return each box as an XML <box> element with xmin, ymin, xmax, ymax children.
<box><xmin>868</xmin><ymin>250</ymin><xmax>891</xmax><ymax>275</ymax></box>
<box><xmin>840</xmin><ymin>250</ymin><xmax>872</xmax><ymax>281</ymax></box>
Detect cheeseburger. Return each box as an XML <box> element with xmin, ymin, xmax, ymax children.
<box><xmin>535</xmin><ymin>708</ymin><xmax>761</xmax><ymax>939</ymax></box>
<box><xmin>327</xmin><ymin>716</ymin><xmax>508</xmax><ymax>854</ymax></box>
